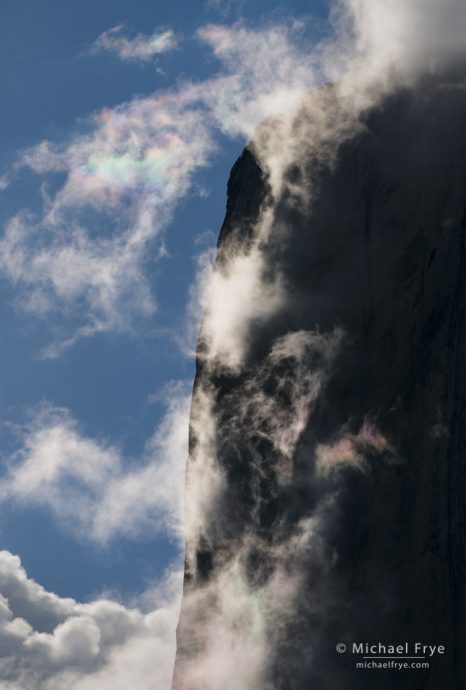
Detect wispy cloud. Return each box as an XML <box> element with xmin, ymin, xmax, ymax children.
<box><xmin>174</xmin><ymin>325</ymin><xmax>397</xmax><ymax>689</ymax></box>
<box><xmin>205</xmin><ymin>0</ymin><xmax>245</xmax><ymax>18</ymax></box>
<box><xmin>0</xmin><ymin>89</ymin><xmax>216</xmax><ymax>354</ymax></box>
<box><xmin>176</xmin><ymin>488</ymin><xmax>338</xmax><ymax>690</ymax></box>
<box><xmin>182</xmin><ymin>325</ymin><xmax>344</xmax><ymax>571</ymax></box>
<box><xmin>0</xmin><ymin>385</ymin><xmax>190</xmax><ymax>545</ymax></box>
<box><xmin>0</xmin><ymin>21</ymin><xmax>323</xmax><ymax>356</ymax></box>
<box><xmin>0</xmin><ymin>2</ymin><xmax>465</xmax><ymax>689</ymax></box>
<box><xmin>92</xmin><ymin>25</ymin><xmax>177</xmax><ymax>62</ymax></box>
<box><xmin>316</xmin><ymin>421</ymin><xmax>394</xmax><ymax>475</ymax></box>
<box><xmin>1</xmin><ymin>2</ymin><xmax>465</xmax><ymax>358</ymax></box>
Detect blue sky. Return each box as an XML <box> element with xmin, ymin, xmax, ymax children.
<box><xmin>0</xmin><ymin>0</ymin><xmax>330</xmax><ymax>605</ymax></box>
<box><xmin>0</xmin><ymin>1</ymin><xmax>464</xmax><ymax>688</ymax></box>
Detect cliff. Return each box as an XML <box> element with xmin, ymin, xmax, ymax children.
<box><xmin>174</xmin><ymin>69</ymin><xmax>466</xmax><ymax>690</ymax></box>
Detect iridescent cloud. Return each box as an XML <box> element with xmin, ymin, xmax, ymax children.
<box><xmin>92</xmin><ymin>25</ymin><xmax>177</xmax><ymax>62</ymax></box>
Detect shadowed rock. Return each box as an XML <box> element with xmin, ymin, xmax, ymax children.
<box><xmin>174</xmin><ymin>68</ymin><xmax>466</xmax><ymax>690</ymax></box>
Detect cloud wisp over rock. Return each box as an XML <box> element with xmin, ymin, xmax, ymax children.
<box><xmin>173</xmin><ymin>2</ymin><xmax>466</xmax><ymax>690</ymax></box>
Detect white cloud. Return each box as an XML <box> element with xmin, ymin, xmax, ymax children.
<box><xmin>92</xmin><ymin>25</ymin><xmax>177</xmax><ymax>62</ymax></box>
<box><xmin>197</xmin><ymin>22</ymin><xmax>320</xmax><ymax>139</ymax></box>
<box><xmin>0</xmin><ymin>90</ymin><xmax>216</xmax><ymax>354</ymax></box>
<box><xmin>239</xmin><ymin>329</ymin><xmax>344</xmax><ymax>461</ymax></box>
<box><xmin>172</xmin><ymin>327</ymin><xmax>345</xmax><ymax>690</ymax></box>
<box><xmin>182</xmin><ymin>326</ymin><xmax>343</xmax><ymax>574</ymax></box>
<box><xmin>173</xmin><ymin>330</ymin><xmax>399</xmax><ymax>690</ymax></box>
<box><xmin>0</xmin><ymin>5</ymin><xmax>465</xmax><ymax>686</ymax></box>
<box><xmin>0</xmin><ymin>385</ymin><xmax>190</xmax><ymax>545</ymax></box>
<box><xmin>183</xmin><ymin>381</ymin><xmax>225</xmax><ymax>568</ymax></box>
<box><xmin>0</xmin><ymin>551</ymin><xmax>182</xmax><ymax>690</ymax></box>
<box><xmin>0</xmin><ymin>21</ymin><xmax>322</xmax><ymax>355</ymax></box>
<box><xmin>195</xmin><ymin>244</ymin><xmax>286</xmax><ymax>370</ymax></box>
<box><xmin>174</xmin><ymin>499</ymin><xmax>337</xmax><ymax>690</ymax></box>
<box><xmin>0</xmin><ymin>3</ymin><xmax>465</xmax><ymax>358</ymax></box>
<box><xmin>339</xmin><ymin>0</ymin><xmax>466</xmax><ymax>74</ymax></box>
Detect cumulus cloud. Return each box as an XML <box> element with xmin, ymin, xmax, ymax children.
<box><xmin>0</xmin><ymin>551</ymin><xmax>182</xmax><ymax>690</ymax></box>
<box><xmin>92</xmin><ymin>25</ymin><xmax>177</xmax><ymax>62</ymax></box>
<box><xmin>0</xmin><ymin>385</ymin><xmax>190</xmax><ymax>545</ymax></box>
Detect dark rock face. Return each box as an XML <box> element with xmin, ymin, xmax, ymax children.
<box><xmin>175</xmin><ymin>71</ymin><xmax>466</xmax><ymax>689</ymax></box>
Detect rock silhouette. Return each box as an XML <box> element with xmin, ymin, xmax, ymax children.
<box><xmin>174</xmin><ymin>67</ymin><xmax>466</xmax><ymax>690</ymax></box>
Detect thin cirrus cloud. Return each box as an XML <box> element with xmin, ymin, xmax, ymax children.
<box><xmin>91</xmin><ymin>25</ymin><xmax>178</xmax><ymax>62</ymax></box>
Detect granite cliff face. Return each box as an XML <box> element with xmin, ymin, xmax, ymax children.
<box><xmin>174</xmin><ymin>69</ymin><xmax>466</xmax><ymax>690</ymax></box>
